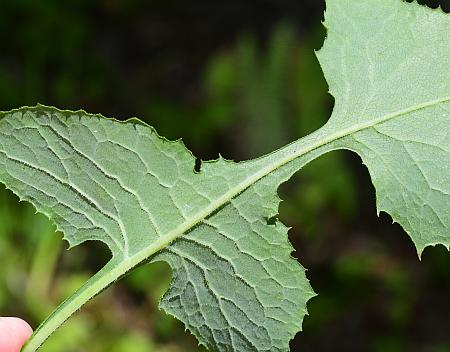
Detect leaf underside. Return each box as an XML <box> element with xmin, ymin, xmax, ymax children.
<box><xmin>318</xmin><ymin>0</ymin><xmax>450</xmax><ymax>254</ymax></box>
<box><xmin>0</xmin><ymin>0</ymin><xmax>449</xmax><ymax>352</ymax></box>
<box><xmin>0</xmin><ymin>107</ymin><xmax>314</xmax><ymax>351</ymax></box>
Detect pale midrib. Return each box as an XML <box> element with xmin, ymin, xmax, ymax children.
<box><xmin>22</xmin><ymin>95</ymin><xmax>450</xmax><ymax>352</ymax></box>
<box><xmin>131</xmin><ymin>95</ymin><xmax>450</xmax><ymax>266</ymax></box>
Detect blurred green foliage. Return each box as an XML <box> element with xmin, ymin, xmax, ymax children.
<box><xmin>1</xmin><ymin>0</ymin><xmax>450</xmax><ymax>351</ymax></box>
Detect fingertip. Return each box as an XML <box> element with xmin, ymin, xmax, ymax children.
<box><xmin>0</xmin><ymin>317</ymin><xmax>33</xmax><ymax>352</ymax></box>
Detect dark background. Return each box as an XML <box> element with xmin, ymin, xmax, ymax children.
<box><xmin>1</xmin><ymin>0</ymin><xmax>450</xmax><ymax>351</ymax></box>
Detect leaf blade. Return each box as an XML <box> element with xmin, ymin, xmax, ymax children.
<box><xmin>317</xmin><ymin>0</ymin><xmax>450</xmax><ymax>253</ymax></box>
<box><xmin>1</xmin><ymin>106</ymin><xmax>320</xmax><ymax>352</ymax></box>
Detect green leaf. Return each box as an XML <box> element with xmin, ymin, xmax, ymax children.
<box><xmin>317</xmin><ymin>0</ymin><xmax>450</xmax><ymax>254</ymax></box>
<box><xmin>0</xmin><ymin>1</ymin><xmax>448</xmax><ymax>352</ymax></box>
<box><xmin>1</xmin><ymin>106</ymin><xmax>319</xmax><ymax>352</ymax></box>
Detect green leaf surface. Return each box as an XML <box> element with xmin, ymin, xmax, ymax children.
<box><xmin>317</xmin><ymin>0</ymin><xmax>450</xmax><ymax>254</ymax></box>
<box><xmin>0</xmin><ymin>1</ymin><xmax>448</xmax><ymax>351</ymax></box>
<box><xmin>0</xmin><ymin>107</ymin><xmax>320</xmax><ymax>352</ymax></box>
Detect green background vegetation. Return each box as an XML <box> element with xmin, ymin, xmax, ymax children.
<box><xmin>1</xmin><ymin>0</ymin><xmax>450</xmax><ymax>351</ymax></box>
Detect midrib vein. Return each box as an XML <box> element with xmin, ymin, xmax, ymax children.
<box><xmin>120</xmin><ymin>94</ymin><xmax>450</xmax><ymax>273</ymax></box>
